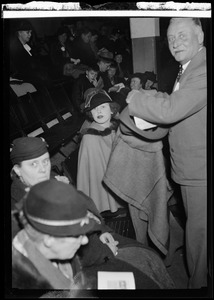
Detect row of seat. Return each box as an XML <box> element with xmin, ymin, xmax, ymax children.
<box><xmin>10</xmin><ymin>80</ymin><xmax>85</xmax><ymax>156</ymax></box>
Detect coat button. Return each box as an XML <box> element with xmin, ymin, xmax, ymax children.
<box><xmin>171</xmin><ymin>148</ymin><xmax>174</xmax><ymax>152</ymax></box>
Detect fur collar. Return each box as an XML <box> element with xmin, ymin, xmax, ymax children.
<box><xmin>81</xmin><ymin>120</ymin><xmax>119</xmax><ymax>137</ymax></box>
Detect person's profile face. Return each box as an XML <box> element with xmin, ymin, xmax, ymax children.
<box><xmin>91</xmin><ymin>102</ymin><xmax>112</xmax><ymax>126</ymax></box>
<box><xmin>167</xmin><ymin>18</ymin><xmax>203</xmax><ymax>65</ymax></box>
<box><xmin>18</xmin><ymin>30</ymin><xmax>32</xmax><ymax>44</ymax></box>
<box><xmin>58</xmin><ymin>33</ymin><xmax>67</xmax><ymax>44</ymax></box>
<box><xmin>98</xmin><ymin>61</ymin><xmax>111</xmax><ymax>72</ymax></box>
<box><xmin>114</xmin><ymin>54</ymin><xmax>122</xmax><ymax>64</ymax></box>
<box><xmin>130</xmin><ymin>77</ymin><xmax>142</xmax><ymax>90</ymax></box>
<box><xmin>108</xmin><ymin>67</ymin><xmax>116</xmax><ymax>78</ymax></box>
<box><xmin>14</xmin><ymin>152</ymin><xmax>51</xmax><ymax>187</ymax></box>
<box><xmin>82</xmin><ymin>32</ymin><xmax>91</xmax><ymax>43</ymax></box>
<box><xmin>86</xmin><ymin>70</ymin><xmax>98</xmax><ymax>82</ymax></box>
<box><xmin>44</xmin><ymin>235</ymin><xmax>88</xmax><ymax>260</ymax></box>
<box><xmin>145</xmin><ymin>79</ymin><xmax>153</xmax><ymax>90</ymax></box>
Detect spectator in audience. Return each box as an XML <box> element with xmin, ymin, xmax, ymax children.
<box><xmin>12</xmin><ymin>179</ymin><xmax>175</xmax><ymax>293</ymax></box>
<box><xmin>95</xmin><ymin>48</ymin><xmax>114</xmax><ymax>90</ymax></box>
<box><xmin>50</xmin><ymin>26</ymin><xmax>83</xmax><ymax>79</ymax></box>
<box><xmin>89</xmin><ymin>29</ymin><xmax>99</xmax><ymax>60</ymax></box>
<box><xmin>77</xmin><ymin>89</ymin><xmax>123</xmax><ymax>214</ymax></box>
<box><xmin>71</xmin><ymin>63</ymin><xmax>100</xmax><ymax>115</ymax></box>
<box><xmin>71</xmin><ymin>27</ymin><xmax>97</xmax><ymax>67</ymax></box>
<box><xmin>129</xmin><ymin>72</ymin><xmax>148</xmax><ymax>92</ymax></box>
<box><xmin>114</xmin><ymin>52</ymin><xmax>131</xmax><ymax>80</ymax></box>
<box><xmin>10</xmin><ymin>136</ymin><xmax>69</xmax><ymax>213</ymax></box>
<box><xmin>144</xmin><ymin>71</ymin><xmax>158</xmax><ymax>90</ymax></box>
<box><xmin>9</xmin><ymin>19</ymin><xmax>51</xmax><ymax>91</ymax></box>
<box><xmin>61</xmin><ymin>18</ymin><xmax>77</xmax><ymax>43</ymax></box>
<box><xmin>102</xmin><ymin>62</ymin><xmax>130</xmax><ymax>112</ymax></box>
<box><xmin>96</xmin><ymin>23</ymin><xmax>110</xmax><ymax>51</ymax></box>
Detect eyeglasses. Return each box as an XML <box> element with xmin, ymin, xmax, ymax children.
<box><xmin>84</xmin><ymin>89</ymin><xmax>112</xmax><ymax>109</ymax></box>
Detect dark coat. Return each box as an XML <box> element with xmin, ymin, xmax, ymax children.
<box><xmin>71</xmin><ymin>37</ymin><xmax>97</xmax><ymax>66</ymax></box>
<box><xmin>10</xmin><ymin>36</ymin><xmax>49</xmax><ymax>88</ymax></box>
<box><xmin>71</xmin><ymin>74</ymin><xmax>96</xmax><ymax>112</ymax></box>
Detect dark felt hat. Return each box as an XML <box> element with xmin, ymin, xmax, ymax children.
<box><xmin>84</xmin><ymin>89</ymin><xmax>112</xmax><ymax>112</ymax></box>
<box><xmin>10</xmin><ymin>137</ymin><xmax>48</xmax><ymax>165</ymax></box>
<box><xmin>97</xmin><ymin>48</ymin><xmax>114</xmax><ymax>63</ymax></box>
<box><xmin>23</xmin><ymin>180</ymin><xmax>100</xmax><ymax>237</ymax></box>
<box><xmin>57</xmin><ymin>26</ymin><xmax>69</xmax><ymax>37</ymax></box>
<box><xmin>119</xmin><ymin>107</ymin><xmax>169</xmax><ymax>141</ymax></box>
<box><xmin>17</xmin><ymin>20</ymin><xmax>33</xmax><ymax>31</ymax></box>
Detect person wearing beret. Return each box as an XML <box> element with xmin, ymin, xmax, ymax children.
<box><xmin>76</xmin><ymin>89</ymin><xmax>123</xmax><ymax>214</ymax></box>
<box><xmin>10</xmin><ymin>136</ymin><xmax>70</xmax><ymax>213</ymax></box>
<box><xmin>125</xmin><ymin>18</ymin><xmax>207</xmax><ymax>289</ymax></box>
<box><xmin>12</xmin><ymin>180</ymin><xmax>175</xmax><ymax>293</ymax></box>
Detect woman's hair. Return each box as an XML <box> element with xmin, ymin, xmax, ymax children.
<box><xmin>85</xmin><ymin>102</ymin><xmax>120</xmax><ymax>121</ymax></box>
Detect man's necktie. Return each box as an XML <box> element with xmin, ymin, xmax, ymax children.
<box><xmin>176</xmin><ymin>64</ymin><xmax>183</xmax><ymax>82</ymax></box>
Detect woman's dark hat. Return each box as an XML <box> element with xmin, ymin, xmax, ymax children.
<box><xmin>97</xmin><ymin>48</ymin><xmax>114</xmax><ymax>63</ymax></box>
<box><xmin>17</xmin><ymin>20</ymin><xmax>33</xmax><ymax>31</ymax></box>
<box><xmin>119</xmin><ymin>107</ymin><xmax>169</xmax><ymax>141</ymax></box>
<box><xmin>57</xmin><ymin>26</ymin><xmax>69</xmax><ymax>37</ymax></box>
<box><xmin>23</xmin><ymin>180</ymin><xmax>101</xmax><ymax>237</ymax></box>
<box><xmin>10</xmin><ymin>137</ymin><xmax>48</xmax><ymax>165</ymax></box>
<box><xmin>84</xmin><ymin>89</ymin><xmax>112</xmax><ymax>112</ymax></box>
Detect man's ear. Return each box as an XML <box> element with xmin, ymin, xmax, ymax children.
<box><xmin>13</xmin><ymin>164</ymin><xmax>21</xmax><ymax>177</ymax></box>
<box><xmin>43</xmin><ymin>235</ymin><xmax>55</xmax><ymax>248</ymax></box>
<box><xmin>196</xmin><ymin>26</ymin><xmax>204</xmax><ymax>45</ymax></box>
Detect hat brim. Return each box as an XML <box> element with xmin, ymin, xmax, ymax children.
<box><xmin>120</xmin><ymin>107</ymin><xmax>169</xmax><ymax>140</ymax></box>
<box><xmin>98</xmin><ymin>55</ymin><xmax>113</xmax><ymax>63</ymax></box>
<box><xmin>84</xmin><ymin>98</ymin><xmax>112</xmax><ymax>112</ymax></box>
<box><xmin>26</xmin><ymin>216</ymin><xmax>100</xmax><ymax>237</ymax></box>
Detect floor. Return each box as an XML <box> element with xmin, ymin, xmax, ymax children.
<box><xmin>50</xmin><ymin>138</ymin><xmax>190</xmax><ymax>290</ymax></box>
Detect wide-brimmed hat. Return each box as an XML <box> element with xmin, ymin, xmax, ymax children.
<box><xmin>119</xmin><ymin>107</ymin><xmax>169</xmax><ymax>141</ymax></box>
<box><xmin>23</xmin><ymin>180</ymin><xmax>101</xmax><ymax>237</ymax></box>
<box><xmin>97</xmin><ymin>48</ymin><xmax>114</xmax><ymax>63</ymax></box>
<box><xmin>10</xmin><ymin>137</ymin><xmax>48</xmax><ymax>165</ymax></box>
<box><xmin>84</xmin><ymin>89</ymin><xmax>112</xmax><ymax>112</ymax></box>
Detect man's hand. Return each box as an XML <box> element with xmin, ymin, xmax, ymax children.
<box><xmin>55</xmin><ymin>175</ymin><xmax>70</xmax><ymax>184</ymax></box>
<box><xmin>99</xmin><ymin>232</ymin><xmax>119</xmax><ymax>256</ymax></box>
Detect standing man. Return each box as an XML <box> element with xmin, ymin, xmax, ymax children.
<box><xmin>126</xmin><ymin>18</ymin><xmax>207</xmax><ymax>289</ymax></box>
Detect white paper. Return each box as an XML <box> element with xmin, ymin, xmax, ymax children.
<box><xmin>134</xmin><ymin>116</ymin><xmax>157</xmax><ymax>130</ymax></box>
<box><xmin>98</xmin><ymin>271</ymin><xmax>136</xmax><ymax>290</ymax></box>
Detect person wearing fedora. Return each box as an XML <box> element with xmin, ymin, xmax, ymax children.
<box><xmin>77</xmin><ymin>89</ymin><xmax>123</xmax><ymax>214</ymax></box>
<box><xmin>11</xmin><ymin>180</ymin><xmax>175</xmax><ymax>294</ymax></box>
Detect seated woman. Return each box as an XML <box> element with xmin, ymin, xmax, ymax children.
<box><xmin>10</xmin><ymin>136</ymin><xmax>175</xmax><ymax>290</ymax></box>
